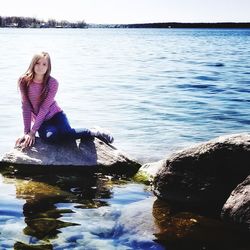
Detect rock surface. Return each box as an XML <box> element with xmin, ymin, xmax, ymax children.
<box><xmin>0</xmin><ymin>137</ymin><xmax>140</xmax><ymax>175</ymax></box>
<box><xmin>135</xmin><ymin>160</ymin><xmax>164</xmax><ymax>183</ymax></box>
<box><xmin>153</xmin><ymin>133</ymin><xmax>250</xmax><ymax>212</ymax></box>
<box><xmin>221</xmin><ymin>175</ymin><xmax>250</xmax><ymax>231</ymax></box>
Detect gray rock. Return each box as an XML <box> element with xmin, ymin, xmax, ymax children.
<box><xmin>153</xmin><ymin>133</ymin><xmax>250</xmax><ymax>212</ymax></box>
<box><xmin>0</xmin><ymin>137</ymin><xmax>140</xmax><ymax>175</ymax></box>
<box><xmin>135</xmin><ymin>160</ymin><xmax>164</xmax><ymax>183</ymax></box>
<box><xmin>221</xmin><ymin>175</ymin><xmax>250</xmax><ymax>231</ymax></box>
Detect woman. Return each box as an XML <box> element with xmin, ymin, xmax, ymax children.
<box><xmin>15</xmin><ymin>52</ymin><xmax>113</xmax><ymax>148</ymax></box>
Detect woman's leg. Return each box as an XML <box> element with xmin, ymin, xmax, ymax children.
<box><xmin>38</xmin><ymin>123</ymin><xmax>60</xmax><ymax>144</ymax></box>
<box><xmin>39</xmin><ymin>111</ymin><xmax>113</xmax><ymax>144</ymax></box>
<box><xmin>54</xmin><ymin>112</ymin><xmax>114</xmax><ymax>143</ymax></box>
<box><xmin>39</xmin><ymin>111</ymin><xmax>92</xmax><ymax>143</ymax></box>
<box><xmin>53</xmin><ymin>112</ymin><xmax>92</xmax><ymax>141</ymax></box>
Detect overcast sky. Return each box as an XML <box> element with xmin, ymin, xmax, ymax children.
<box><xmin>1</xmin><ymin>0</ymin><xmax>250</xmax><ymax>24</ymax></box>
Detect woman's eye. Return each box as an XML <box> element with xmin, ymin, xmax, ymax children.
<box><xmin>43</xmin><ymin>63</ymin><xmax>47</xmax><ymax>66</ymax></box>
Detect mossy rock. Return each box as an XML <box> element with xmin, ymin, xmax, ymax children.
<box><xmin>14</xmin><ymin>241</ymin><xmax>53</xmax><ymax>250</ymax></box>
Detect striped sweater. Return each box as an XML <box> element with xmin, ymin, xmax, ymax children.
<box><xmin>20</xmin><ymin>76</ymin><xmax>62</xmax><ymax>134</ymax></box>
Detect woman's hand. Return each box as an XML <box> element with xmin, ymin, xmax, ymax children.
<box><xmin>15</xmin><ymin>132</ymin><xmax>36</xmax><ymax>148</ymax></box>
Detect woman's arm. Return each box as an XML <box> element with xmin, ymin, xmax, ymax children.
<box><xmin>31</xmin><ymin>78</ymin><xmax>59</xmax><ymax>133</ymax></box>
<box><xmin>19</xmin><ymin>81</ymin><xmax>32</xmax><ymax>134</ymax></box>
<box><xmin>16</xmin><ymin>81</ymin><xmax>34</xmax><ymax>148</ymax></box>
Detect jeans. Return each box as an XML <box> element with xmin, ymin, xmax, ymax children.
<box><xmin>38</xmin><ymin>111</ymin><xmax>92</xmax><ymax>144</ymax></box>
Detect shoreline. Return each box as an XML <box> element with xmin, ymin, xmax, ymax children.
<box><xmin>1</xmin><ymin>17</ymin><xmax>250</xmax><ymax>29</ymax></box>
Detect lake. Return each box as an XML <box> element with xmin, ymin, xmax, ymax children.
<box><xmin>0</xmin><ymin>28</ymin><xmax>249</xmax><ymax>249</ymax></box>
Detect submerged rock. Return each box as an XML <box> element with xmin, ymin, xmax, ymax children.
<box><xmin>115</xmin><ymin>196</ymin><xmax>164</xmax><ymax>249</ymax></box>
<box><xmin>14</xmin><ymin>241</ymin><xmax>53</xmax><ymax>250</ymax></box>
<box><xmin>0</xmin><ymin>137</ymin><xmax>140</xmax><ymax>175</ymax></box>
<box><xmin>24</xmin><ymin>217</ymin><xmax>79</xmax><ymax>240</ymax></box>
<box><xmin>221</xmin><ymin>175</ymin><xmax>250</xmax><ymax>231</ymax></box>
<box><xmin>153</xmin><ymin>133</ymin><xmax>250</xmax><ymax>213</ymax></box>
<box><xmin>152</xmin><ymin>199</ymin><xmax>250</xmax><ymax>250</ymax></box>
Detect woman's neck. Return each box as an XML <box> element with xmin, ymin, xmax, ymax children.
<box><xmin>33</xmin><ymin>75</ymin><xmax>44</xmax><ymax>83</ymax></box>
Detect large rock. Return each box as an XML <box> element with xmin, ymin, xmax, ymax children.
<box><xmin>0</xmin><ymin>137</ymin><xmax>140</xmax><ymax>175</ymax></box>
<box><xmin>221</xmin><ymin>175</ymin><xmax>250</xmax><ymax>231</ymax></box>
<box><xmin>153</xmin><ymin>133</ymin><xmax>250</xmax><ymax>212</ymax></box>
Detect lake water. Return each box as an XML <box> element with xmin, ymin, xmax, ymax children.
<box><xmin>0</xmin><ymin>28</ymin><xmax>250</xmax><ymax>249</ymax></box>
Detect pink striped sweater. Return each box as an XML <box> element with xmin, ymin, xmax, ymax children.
<box><xmin>20</xmin><ymin>76</ymin><xmax>62</xmax><ymax>134</ymax></box>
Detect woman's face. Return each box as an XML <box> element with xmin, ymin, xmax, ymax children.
<box><xmin>34</xmin><ymin>57</ymin><xmax>49</xmax><ymax>76</ymax></box>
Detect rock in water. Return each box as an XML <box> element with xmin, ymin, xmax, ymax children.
<box><xmin>0</xmin><ymin>137</ymin><xmax>140</xmax><ymax>175</ymax></box>
<box><xmin>153</xmin><ymin>133</ymin><xmax>250</xmax><ymax>213</ymax></box>
<box><xmin>135</xmin><ymin>160</ymin><xmax>164</xmax><ymax>184</ymax></box>
<box><xmin>221</xmin><ymin>175</ymin><xmax>250</xmax><ymax>232</ymax></box>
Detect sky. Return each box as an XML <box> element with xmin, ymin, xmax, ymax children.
<box><xmin>1</xmin><ymin>0</ymin><xmax>250</xmax><ymax>24</ymax></box>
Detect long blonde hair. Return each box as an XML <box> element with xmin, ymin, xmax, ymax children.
<box><xmin>18</xmin><ymin>52</ymin><xmax>52</xmax><ymax>102</ymax></box>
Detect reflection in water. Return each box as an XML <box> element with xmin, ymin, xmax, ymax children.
<box><xmin>0</xmin><ymin>168</ymin><xmax>164</xmax><ymax>249</ymax></box>
<box><xmin>19</xmin><ymin>182</ymin><xmax>78</xmax><ymax>241</ymax></box>
<box><xmin>12</xmin><ymin>171</ymin><xmax>113</xmax><ymax>245</ymax></box>
<box><xmin>0</xmin><ymin>168</ymin><xmax>249</xmax><ymax>249</ymax></box>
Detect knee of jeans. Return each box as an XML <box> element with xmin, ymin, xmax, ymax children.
<box><xmin>40</xmin><ymin>129</ymin><xmax>58</xmax><ymax>143</ymax></box>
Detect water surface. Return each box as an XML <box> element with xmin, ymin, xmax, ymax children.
<box><xmin>0</xmin><ymin>28</ymin><xmax>249</xmax><ymax>161</ymax></box>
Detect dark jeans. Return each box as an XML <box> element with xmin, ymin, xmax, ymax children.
<box><xmin>38</xmin><ymin>111</ymin><xmax>92</xmax><ymax>144</ymax></box>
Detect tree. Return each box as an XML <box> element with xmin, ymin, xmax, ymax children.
<box><xmin>48</xmin><ymin>19</ymin><xmax>56</xmax><ymax>28</ymax></box>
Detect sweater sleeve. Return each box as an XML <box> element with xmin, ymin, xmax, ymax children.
<box><xmin>19</xmin><ymin>83</ymin><xmax>32</xmax><ymax>134</ymax></box>
<box><xmin>31</xmin><ymin>78</ymin><xmax>59</xmax><ymax>133</ymax></box>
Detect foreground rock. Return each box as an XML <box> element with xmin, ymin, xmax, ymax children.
<box><xmin>0</xmin><ymin>137</ymin><xmax>140</xmax><ymax>175</ymax></box>
<box><xmin>153</xmin><ymin>133</ymin><xmax>250</xmax><ymax>213</ymax></box>
<box><xmin>221</xmin><ymin>175</ymin><xmax>250</xmax><ymax>231</ymax></box>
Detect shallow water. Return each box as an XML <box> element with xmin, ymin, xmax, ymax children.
<box><xmin>0</xmin><ymin>28</ymin><xmax>250</xmax><ymax>249</ymax></box>
<box><xmin>0</xmin><ymin>170</ymin><xmax>249</xmax><ymax>250</ymax></box>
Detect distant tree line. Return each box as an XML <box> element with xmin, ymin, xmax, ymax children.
<box><xmin>117</xmin><ymin>22</ymin><xmax>250</xmax><ymax>29</ymax></box>
<box><xmin>0</xmin><ymin>16</ymin><xmax>87</xmax><ymax>28</ymax></box>
<box><xmin>89</xmin><ymin>22</ymin><xmax>250</xmax><ymax>29</ymax></box>
<box><xmin>1</xmin><ymin>16</ymin><xmax>249</xmax><ymax>29</ymax></box>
